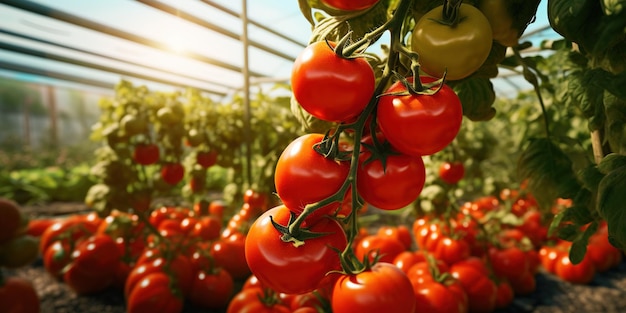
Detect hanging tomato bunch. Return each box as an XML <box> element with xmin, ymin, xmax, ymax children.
<box><xmin>244</xmin><ymin>0</ymin><xmax>547</xmax><ymax>312</ymax></box>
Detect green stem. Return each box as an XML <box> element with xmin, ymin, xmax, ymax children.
<box><xmin>513</xmin><ymin>47</ymin><xmax>551</xmax><ymax>139</ymax></box>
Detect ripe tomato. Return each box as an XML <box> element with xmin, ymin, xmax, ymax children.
<box><xmin>377</xmin><ymin>76</ymin><xmax>463</xmax><ymax>156</ymax></box>
<box><xmin>274</xmin><ymin>134</ymin><xmax>350</xmax><ymax>219</ymax></box>
<box><xmin>243</xmin><ymin>189</ymin><xmax>269</xmax><ymax>211</ymax></box>
<box><xmin>160</xmin><ymin>163</ymin><xmax>185</xmax><ymax>185</ymax></box>
<box><xmin>211</xmin><ymin>232</ymin><xmax>251</xmax><ymax>280</ymax></box>
<box><xmin>0</xmin><ymin>198</ymin><xmax>22</xmax><ymax>244</ymax></box>
<box><xmin>411</xmin><ymin>4</ymin><xmax>493</xmax><ymax>80</ymax></box>
<box><xmin>26</xmin><ymin>217</ymin><xmax>56</xmax><ymax>237</ymax></box>
<box><xmin>488</xmin><ymin>245</ymin><xmax>531</xmax><ymax>283</ymax></box>
<box><xmin>332</xmin><ymin>262</ymin><xmax>416</xmax><ymax>313</ymax></box>
<box><xmin>377</xmin><ymin>225</ymin><xmax>413</xmax><ymax>250</ymax></box>
<box><xmin>412</xmin><ymin>273</ymin><xmax>468</xmax><ymax>313</ymax></box>
<box><xmin>245</xmin><ymin>205</ymin><xmax>347</xmax><ymax>294</ymax></box>
<box><xmin>354</xmin><ymin>234</ymin><xmax>406</xmax><ymax>264</ymax></box>
<box><xmin>291</xmin><ymin>41</ymin><xmax>375</xmax><ymax>122</ymax></box>
<box><xmin>413</xmin><ymin>220</ymin><xmax>470</xmax><ymax>265</ymax></box>
<box><xmin>188</xmin><ymin>268</ymin><xmax>235</xmax><ymax>309</ymax></box>
<box><xmin>226</xmin><ymin>287</ymin><xmax>291</xmax><ymax>313</ymax></box>
<box><xmin>554</xmin><ymin>253</ymin><xmax>596</xmax><ymax>284</ymax></box>
<box><xmin>125</xmin><ymin>254</ymin><xmax>194</xmax><ymax>298</ymax></box>
<box><xmin>132</xmin><ymin>143</ymin><xmax>160</xmax><ymax>165</ymax></box>
<box><xmin>127</xmin><ymin>272</ymin><xmax>183</xmax><ymax>313</ymax></box>
<box><xmin>196</xmin><ymin>150</ymin><xmax>218</xmax><ymax>168</ymax></box>
<box><xmin>439</xmin><ymin>161</ymin><xmax>465</xmax><ymax>184</ymax></box>
<box><xmin>356</xmin><ymin>136</ymin><xmax>426</xmax><ymax>211</ymax></box>
<box><xmin>63</xmin><ymin>234</ymin><xmax>121</xmax><ymax>295</ymax></box>
<box><xmin>0</xmin><ymin>276</ymin><xmax>40</xmax><ymax>313</ymax></box>
<box><xmin>191</xmin><ymin>216</ymin><xmax>221</xmax><ymax>241</ymax></box>
<box><xmin>495</xmin><ymin>280</ymin><xmax>514</xmax><ymax>309</ymax></box>
<box><xmin>450</xmin><ymin>258</ymin><xmax>498</xmax><ymax>313</ymax></box>
<box><xmin>393</xmin><ymin>250</ymin><xmax>427</xmax><ymax>274</ymax></box>
<box><xmin>43</xmin><ymin>240</ymin><xmax>72</xmax><ymax>278</ymax></box>
<box><xmin>321</xmin><ymin>0</ymin><xmax>380</xmax><ymax>11</ymax></box>
<box><xmin>208</xmin><ymin>200</ymin><xmax>226</xmax><ymax>220</ymax></box>
<box><xmin>39</xmin><ymin>217</ymin><xmax>98</xmax><ymax>257</ymax></box>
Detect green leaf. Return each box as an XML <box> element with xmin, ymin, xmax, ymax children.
<box><xmin>517</xmin><ymin>138</ymin><xmax>581</xmax><ymax>210</ymax></box>
<box><xmin>598</xmin><ymin>153</ymin><xmax>626</xmax><ymax>174</ymax></box>
<box><xmin>569</xmin><ymin>221</ymin><xmax>598</xmax><ymax>264</ymax></box>
<box><xmin>596</xmin><ymin>165</ymin><xmax>626</xmax><ymax>250</ymax></box>
<box><xmin>451</xmin><ymin>77</ymin><xmax>496</xmax><ymax>122</ymax></box>
<box><xmin>603</xmin><ymin>92</ymin><xmax>626</xmax><ymax>153</ymax></box>
<box><xmin>578</xmin><ymin>164</ymin><xmax>605</xmax><ymax>193</ymax></box>
<box><xmin>547</xmin><ymin>0</ymin><xmax>596</xmax><ymax>47</ymax></box>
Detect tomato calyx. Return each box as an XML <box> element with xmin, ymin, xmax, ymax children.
<box><xmin>270</xmin><ymin>211</ymin><xmax>335</xmax><ymax>247</ymax></box>
<box><xmin>435</xmin><ymin>0</ymin><xmax>466</xmax><ymax>27</ymax></box>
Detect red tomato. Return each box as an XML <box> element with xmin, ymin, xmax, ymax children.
<box><xmin>413</xmin><ymin>220</ymin><xmax>470</xmax><ymax>265</ymax></box>
<box><xmin>354</xmin><ymin>234</ymin><xmax>406</xmax><ymax>264</ymax></box>
<box><xmin>377</xmin><ymin>76</ymin><xmax>463</xmax><ymax>156</ymax></box>
<box><xmin>508</xmin><ymin>271</ymin><xmax>537</xmax><ymax>296</ymax></box>
<box><xmin>332</xmin><ymin>262</ymin><xmax>416</xmax><ymax>313</ymax></box>
<box><xmin>125</xmin><ymin>255</ymin><xmax>194</xmax><ymax>298</ymax></box>
<box><xmin>243</xmin><ymin>189</ymin><xmax>269</xmax><ymax>211</ymax></box>
<box><xmin>43</xmin><ymin>240</ymin><xmax>71</xmax><ymax>278</ymax></box>
<box><xmin>406</xmin><ymin>259</ymin><xmax>449</xmax><ymax>285</ymax></box>
<box><xmin>127</xmin><ymin>272</ymin><xmax>183</xmax><ymax>313</ymax></box>
<box><xmin>188</xmin><ymin>268</ymin><xmax>235</xmax><ymax>310</ymax></box>
<box><xmin>377</xmin><ymin>225</ymin><xmax>413</xmax><ymax>250</ymax></box>
<box><xmin>538</xmin><ymin>245</ymin><xmax>562</xmax><ymax>273</ymax></box>
<box><xmin>160</xmin><ymin>163</ymin><xmax>185</xmax><ymax>185</ymax></box>
<box><xmin>291</xmin><ymin>41</ymin><xmax>375</xmax><ymax>122</ymax></box>
<box><xmin>212</xmin><ymin>232</ymin><xmax>251</xmax><ymax>280</ymax></box>
<box><xmin>488</xmin><ymin>246</ymin><xmax>531</xmax><ymax>283</ymax></box>
<box><xmin>356</xmin><ymin>137</ymin><xmax>426</xmax><ymax>210</ymax></box>
<box><xmin>245</xmin><ymin>205</ymin><xmax>347</xmax><ymax>294</ymax></box>
<box><xmin>226</xmin><ymin>287</ymin><xmax>291</xmax><ymax>313</ymax></box>
<box><xmin>26</xmin><ymin>218</ymin><xmax>57</xmax><ymax>237</ymax></box>
<box><xmin>321</xmin><ymin>0</ymin><xmax>380</xmax><ymax>11</ymax></box>
<box><xmin>0</xmin><ymin>276</ymin><xmax>40</xmax><ymax>313</ymax></box>
<box><xmin>274</xmin><ymin>134</ymin><xmax>350</xmax><ymax>219</ymax></box>
<box><xmin>132</xmin><ymin>143</ymin><xmax>160</xmax><ymax>165</ymax></box>
<box><xmin>412</xmin><ymin>275</ymin><xmax>468</xmax><ymax>313</ymax></box>
<box><xmin>554</xmin><ymin>253</ymin><xmax>596</xmax><ymax>284</ymax></box>
<box><xmin>393</xmin><ymin>250</ymin><xmax>427</xmax><ymax>274</ymax></box>
<box><xmin>587</xmin><ymin>230</ymin><xmax>623</xmax><ymax>272</ymax></box>
<box><xmin>450</xmin><ymin>258</ymin><xmax>498</xmax><ymax>313</ymax></box>
<box><xmin>439</xmin><ymin>161</ymin><xmax>465</xmax><ymax>184</ymax></box>
<box><xmin>39</xmin><ymin>216</ymin><xmax>98</xmax><ymax>254</ymax></box>
<box><xmin>196</xmin><ymin>150</ymin><xmax>218</xmax><ymax>168</ymax></box>
<box><xmin>192</xmin><ymin>216</ymin><xmax>221</xmax><ymax>241</ymax></box>
<box><xmin>495</xmin><ymin>280</ymin><xmax>514</xmax><ymax>309</ymax></box>
<box><xmin>63</xmin><ymin>234</ymin><xmax>121</xmax><ymax>295</ymax></box>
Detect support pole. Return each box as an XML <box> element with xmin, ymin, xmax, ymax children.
<box><xmin>241</xmin><ymin>0</ymin><xmax>253</xmax><ymax>188</ymax></box>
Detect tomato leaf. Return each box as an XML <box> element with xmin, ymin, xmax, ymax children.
<box><xmin>450</xmin><ymin>77</ymin><xmax>496</xmax><ymax>121</ymax></box>
<box><xmin>569</xmin><ymin>221</ymin><xmax>598</xmax><ymax>264</ymax></box>
<box><xmin>603</xmin><ymin>91</ymin><xmax>626</xmax><ymax>153</ymax></box>
<box><xmin>596</xmin><ymin>165</ymin><xmax>626</xmax><ymax>251</ymax></box>
<box><xmin>517</xmin><ymin>138</ymin><xmax>581</xmax><ymax>210</ymax></box>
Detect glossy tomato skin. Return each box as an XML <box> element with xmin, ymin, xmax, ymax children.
<box><xmin>291</xmin><ymin>41</ymin><xmax>375</xmax><ymax>122</ymax></box>
<box><xmin>354</xmin><ymin>234</ymin><xmax>407</xmax><ymax>264</ymax></box>
<box><xmin>63</xmin><ymin>234</ymin><xmax>121</xmax><ymax>295</ymax></box>
<box><xmin>439</xmin><ymin>161</ymin><xmax>465</xmax><ymax>184</ymax></box>
<box><xmin>321</xmin><ymin>0</ymin><xmax>380</xmax><ymax>11</ymax></box>
<box><xmin>127</xmin><ymin>272</ymin><xmax>183</xmax><ymax>313</ymax></box>
<box><xmin>0</xmin><ymin>276</ymin><xmax>40</xmax><ymax>313</ymax></box>
<box><xmin>188</xmin><ymin>268</ymin><xmax>235</xmax><ymax>310</ymax></box>
<box><xmin>274</xmin><ymin>134</ymin><xmax>350</xmax><ymax>219</ymax></box>
<box><xmin>411</xmin><ymin>4</ymin><xmax>493</xmax><ymax>80</ymax></box>
<box><xmin>450</xmin><ymin>258</ymin><xmax>498</xmax><ymax>313</ymax></box>
<box><xmin>377</xmin><ymin>77</ymin><xmax>463</xmax><ymax>156</ymax></box>
<box><xmin>412</xmin><ymin>276</ymin><xmax>468</xmax><ymax>313</ymax></box>
<box><xmin>245</xmin><ymin>205</ymin><xmax>347</xmax><ymax>295</ymax></box>
<box><xmin>356</xmin><ymin>137</ymin><xmax>426</xmax><ymax>210</ymax></box>
<box><xmin>226</xmin><ymin>287</ymin><xmax>291</xmax><ymax>313</ymax></box>
<box><xmin>554</xmin><ymin>253</ymin><xmax>596</xmax><ymax>284</ymax></box>
<box><xmin>332</xmin><ymin>262</ymin><xmax>416</xmax><ymax>313</ymax></box>
<box><xmin>212</xmin><ymin>232</ymin><xmax>251</xmax><ymax>280</ymax></box>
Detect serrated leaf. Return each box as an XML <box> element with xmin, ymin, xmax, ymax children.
<box><xmin>451</xmin><ymin>77</ymin><xmax>496</xmax><ymax>122</ymax></box>
<box><xmin>517</xmin><ymin>138</ymin><xmax>581</xmax><ymax>210</ymax></box>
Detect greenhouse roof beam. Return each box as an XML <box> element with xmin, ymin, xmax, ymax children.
<box><xmin>0</xmin><ymin>28</ymin><xmax>234</xmax><ymax>92</ymax></box>
<box><xmin>0</xmin><ymin>0</ymin><xmax>266</xmax><ymax>78</ymax></box>
<box><xmin>200</xmin><ymin>0</ymin><xmax>306</xmax><ymax>48</ymax></box>
<box><xmin>136</xmin><ymin>0</ymin><xmax>296</xmax><ymax>62</ymax></box>
<box><xmin>0</xmin><ymin>59</ymin><xmax>113</xmax><ymax>89</ymax></box>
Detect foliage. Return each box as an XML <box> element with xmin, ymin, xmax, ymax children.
<box><xmin>86</xmin><ymin>80</ymin><xmax>302</xmax><ymax>216</ymax></box>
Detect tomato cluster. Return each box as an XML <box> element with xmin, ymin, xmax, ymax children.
<box><xmin>23</xmin><ymin>189</ymin><xmax>272</xmax><ymax>313</ymax></box>
<box><xmin>0</xmin><ymin>198</ymin><xmax>40</xmax><ymax>313</ymax></box>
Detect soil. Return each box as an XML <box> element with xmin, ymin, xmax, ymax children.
<box><xmin>9</xmin><ymin>202</ymin><xmax>626</xmax><ymax>313</ymax></box>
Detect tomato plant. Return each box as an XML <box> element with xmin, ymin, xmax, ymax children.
<box><xmin>245</xmin><ymin>205</ymin><xmax>347</xmax><ymax>294</ymax></box>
